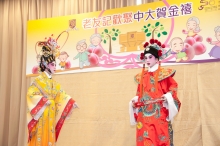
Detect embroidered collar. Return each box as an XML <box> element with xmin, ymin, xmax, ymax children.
<box><xmin>44</xmin><ymin>71</ymin><xmax>52</xmax><ymax>79</ymax></box>
<box><xmin>148</xmin><ymin>63</ymin><xmax>159</xmax><ymax>72</ymax></box>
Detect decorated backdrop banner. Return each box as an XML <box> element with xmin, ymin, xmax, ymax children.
<box><xmin>26</xmin><ymin>0</ymin><xmax>220</xmax><ymax>76</ymax></box>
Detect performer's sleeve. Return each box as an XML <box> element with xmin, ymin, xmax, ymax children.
<box><xmin>66</xmin><ymin>102</ymin><xmax>79</xmax><ymax>119</ymax></box>
<box><xmin>162</xmin><ymin>76</ymin><xmax>181</xmax><ymax>122</ymax></box>
<box><xmin>54</xmin><ymin>88</ymin><xmax>76</xmax><ymax>120</ymax></box>
<box><xmin>27</xmin><ymin>85</ymin><xmax>48</xmax><ymax>121</ymax></box>
<box><xmin>129</xmin><ymin>74</ymin><xmax>141</xmax><ymax>125</ymax></box>
<box><xmin>54</xmin><ymin>86</ymin><xmax>77</xmax><ymax>140</ymax></box>
<box><xmin>129</xmin><ymin>96</ymin><xmax>138</xmax><ymax>125</ymax></box>
<box><xmin>167</xmin><ymin>77</ymin><xmax>181</xmax><ymax>110</ymax></box>
<box><xmin>134</xmin><ymin>73</ymin><xmax>141</xmax><ymax>96</ymax></box>
<box><xmin>136</xmin><ymin>84</ymin><xmax>140</xmax><ymax>96</ymax></box>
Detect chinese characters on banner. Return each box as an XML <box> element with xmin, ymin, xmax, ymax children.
<box><xmin>26</xmin><ymin>0</ymin><xmax>220</xmax><ymax>76</ymax></box>
<box><xmin>82</xmin><ymin>3</ymin><xmax>192</xmax><ymax>29</ymax></box>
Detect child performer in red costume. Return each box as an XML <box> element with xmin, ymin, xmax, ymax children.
<box><xmin>129</xmin><ymin>39</ymin><xmax>181</xmax><ymax>146</ymax></box>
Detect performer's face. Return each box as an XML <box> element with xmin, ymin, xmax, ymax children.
<box><xmin>144</xmin><ymin>53</ymin><xmax>158</xmax><ymax>68</ymax></box>
<box><xmin>47</xmin><ymin>61</ymin><xmax>56</xmax><ymax>74</ymax></box>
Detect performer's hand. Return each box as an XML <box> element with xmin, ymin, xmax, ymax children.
<box><xmin>134</xmin><ymin>102</ymin><xmax>145</xmax><ymax>107</ymax></box>
<box><xmin>46</xmin><ymin>100</ymin><xmax>51</xmax><ymax>106</ymax></box>
<box><xmin>73</xmin><ymin>103</ymin><xmax>79</xmax><ymax>108</ymax></box>
<box><xmin>161</xmin><ymin>95</ymin><xmax>167</xmax><ymax>102</ymax></box>
<box><xmin>132</xmin><ymin>100</ymin><xmax>136</xmax><ymax>108</ymax></box>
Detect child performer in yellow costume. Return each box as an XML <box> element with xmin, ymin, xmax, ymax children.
<box><xmin>27</xmin><ymin>45</ymin><xmax>78</xmax><ymax>146</ymax></box>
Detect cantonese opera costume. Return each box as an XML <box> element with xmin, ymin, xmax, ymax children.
<box><xmin>129</xmin><ymin>39</ymin><xmax>181</xmax><ymax>146</ymax></box>
<box><xmin>27</xmin><ymin>45</ymin><xmax>78</xmax><ymax>146</ymax></box>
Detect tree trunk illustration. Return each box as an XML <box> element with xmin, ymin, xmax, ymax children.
<box><xmin>107</xmin><ymin>34</ymin><xmax>112</xmax><ymax>54</ymax></box>
<box><xmin>152</xmin><ymin>26</ymin><xmax>158</xmax><ymax>39</ymax></box>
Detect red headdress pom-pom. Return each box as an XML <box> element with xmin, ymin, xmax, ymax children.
<box><xmin>158</xmin><ymin>50</ymin><xmax>162</xmax><ymax>57</ymax></box>
<box><xmin>140</xmin><ymin>53</ymin><xmax>145</xmax><ymax>60</ymax></box>
<box><xmin>157</xmin><ymin>41</ymin><xmax>161</xmax><ymax>46</ymax></box>
<box><xmin>154</xmin><ymin>39</ymin><xmax>158</xmax><ymax>43</ymax></box>
<box><xmin>150</xmin><ymin>39</ymin><xmax>155</xmax><ymax>44</ymax></box>
<box><xmin>161</xmin><ymin>44</ymin><xmax>165</xmax><ymax>48</ymax></box>
<box><xmin>143</xmin><ymin>42</ymin><xmax>149</xmax><ymax>48</ymax></box>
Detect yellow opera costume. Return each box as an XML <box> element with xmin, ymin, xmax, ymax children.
<box><xmin>27</xmin><ymin>72</ymin><xmax>76</xmax><ymax>145</ymax></box>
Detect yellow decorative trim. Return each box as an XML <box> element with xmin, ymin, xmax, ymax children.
<box><xmin>134</xmin><ymin>68</ymin><xmax>176</xmax><ymax>84</ymax></box>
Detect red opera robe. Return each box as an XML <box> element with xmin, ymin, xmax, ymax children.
<box><xmin>129</xmin><ymin>64</ymin><xmax>181</xmax><ymax>146</ymax></box>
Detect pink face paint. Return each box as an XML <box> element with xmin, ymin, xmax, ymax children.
<box><xmin>47</xmin><ymin>61</ymin><xmax>56</xmax><ymax>74</ymax></box>
<box><xmin>144</xmin><ymin>53</ymin><xmax>158</xmax><ymax>68</ymax></box>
